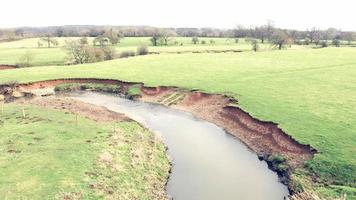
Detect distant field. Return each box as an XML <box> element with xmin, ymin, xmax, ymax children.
<box><xmin>0</xmin><ymin>103</ymin><xmax>169</xmax><ymax>199</ymax></box>
<box><xmin>0</xmin><ymin>37</ymin><xmax>295</xmax><ymax>66</ymax></box>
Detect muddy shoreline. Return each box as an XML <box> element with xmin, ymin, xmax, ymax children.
<box><xmin>0</xmin><ymin>78</ymin><xmax>317</xmax><ymax>193</ymax></box>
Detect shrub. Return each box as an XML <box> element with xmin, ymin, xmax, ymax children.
<box><xmin>332</xmin><ymin>38</ymin><xmax>341</xmax><ymax>47</ymax></box>
<box><xmin>209</xmin><ymin>39</ymin><xmax>215</xmax><ymax>44</ymax></box>
<box><xmin>304</xmin><ymin>39</ymin><xmax>310</xmax><ymax>45</ymax></box>
<box><xmin>192</xmin><ymin>37</ymin><xmax>199</xmax><ymax>44</ymax></box>
<box><xmin>119</xmin><ymin>51</ymin><xmax>136</xmax><ymax>58</ymax></box>
<box><xmin>54</xmin><ymin>83</ymin><xmax>120</xmax><ymax>93</ymax></box>
<box><xmin>267</xmin><ymin>154</ymin><xmax>288</xmax><ymax>174</ymax></box>
<box><xmin>251</xmin><ymin>39</ymin><xmax>259</xmax><ymax>52</ymax></box>
<box><xmin>102</xmin><ymin>46</ymin><xmax>117</xmax><ymax>60</ymax></box>
<box><xmin>136</xmin><ymin>45</ymin><xmax>149</xmax><ymax>55</ymax></box>
<box><xmin>201</xmin><ymin>40</ymin><xmax>206</xmax><ymax>44</ymax></box>
<box><xmin>320</xmin><ymin>41</ymin><xmax>328</xmax><ymax>48</ymax></box>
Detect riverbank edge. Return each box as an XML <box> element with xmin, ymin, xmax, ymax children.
<box><xmin>0</xmin><ymin>78</ymin><xmax>317</xmax><ymax>196</ymax></box>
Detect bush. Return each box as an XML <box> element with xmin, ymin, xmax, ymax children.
<box><xmin>320</xmin><ymin>41</ymin><xmax>328</xmax><ymax>48</ymax></box>
<box><xmin>304</xmin><ymin>39</ymin><xmax>310</xmax><ymax>45</ymax></box>
<box><xmin>136</xmin><ymin>45</ymin><xmax>149</xmax><ymax>55</ymax></box>
<box><xmin>267</xmin><ymin>154</ymin><xmax>288</xmax><ymax>174</ymax></box>
<box><xmin>201</xmin><ymin>40</ymin><xmax>206</xmax><ymax>44</ymax></box>
<box><xmin>119</xmin><ymin>51</ymin><xmax>136</xmax><ymax>58</ymax></box>
<box><xmin>192</xmin><ymin>37</ymin><xmax>199</xmax><ymax>44</ymax></box>
<box><xmin>251</xmin><ymin>39</ymin><xmax>259</xmax><ymax>52</ymax></box>
<box><xmin>54</xmin><ymin>83</ymin><xmax>120</xmax><ymax>93</ymax></box>
<box><xmin>332</xmin><ymin>38</ymin><xmax>341</xmax><ymax>47</ymax></box>
<box><xmin>209</xmin><ymin>39</ymin><xmax>215</xmax><ymax>44</ymax></box>
<box><xmin>102</xmin><ymin>46</ymin><xmax>117</xmax><ymax>60</ymax></box>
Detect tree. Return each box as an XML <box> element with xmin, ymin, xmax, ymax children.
<box><xmin>270</xmin><ymin>30</ymin><xmax>290</xmax><ymax>50</ymax></box>
<box><xmin>104</xmin><ymin>29</ymin><xmax>122</xmax><ymax>45</ymax></box>
<box><xmin>233</xmin><ymin>25</ymin><xmax>247</xmax><ymax>39</ymax></box>
<box><xmin>160</xmin><ymin>30</ymin><xmax>176</xmax><ymax>45</ymax></box>
<box><xmin>55</xmin><ymin>28</ymin><xmax>65</xmax><ymax>37</ymax></box>
<box><xmin>93</xmin><ymin>35</ymin><xmax>109</xmax><ymax>47</ymax></box>
<box><xmin>150</xmin><ymin>29</ymin><xmax>163</xmax><ymax>46</ymax></box>
<box><xmin>64</xmin><ymin>40</ymin><xmax>92</xmax><ymax>64</ymax></box>
<box><xmin>332</xmin><ymin>35</ymin><xmax>341</xmax><ymax>47</ymax></box>
<box><xmin>18</xmin><ymin>51</ymin><xmax>35</xmax><ymax>67</ymax></box>
<box><xmin>324</xmin><ymin>28</ymin><xmax>339</xmax><ymax>40</ymax></box>
<box><xmin>308</xmin><ymin>27</ymin><xmax>322</xmax><ymax>45</ymax></box>
<box><xmin>343</xmin><ymin>32</ymin><xmax>354</xmax><ymax>45</ymax></box>
<box><xmin>40</xmin><ymin>34</ymin><xmax>58</xmax><ymax>48</ymax></box>
<box><xmin>251</xmin><ymin>39</ymin><xmax>259</xmax><ymax>52</ymax></box>
<box><xmin>255</xmin><ymin>26</ymin><xmax>268</xmax><ymax>43</ymax></box>
<box><xmin>192</xmin><ymin>37</ymin><xmax>199</xmax><ymax>44</ymax></box>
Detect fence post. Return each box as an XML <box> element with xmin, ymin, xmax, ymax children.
<box><xmin>22</xmin><ymin>107</ymin><xmax>26</xmax><ymax>118</ymax></box>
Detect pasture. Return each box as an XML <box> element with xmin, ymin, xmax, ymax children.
<box><xmin>0</xmin><ymin>38</ymin><xmax>355</xmax><ymax>199</ymax></box>
<box><xmin>0</xmin><ymin>103</ymin><xmax>169</xmax><ymax>199</ymax></box>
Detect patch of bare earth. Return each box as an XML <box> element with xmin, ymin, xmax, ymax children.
<box><xmin>0</xmin><ymin>65</ymin><xmax>16</xmax><ymax>70</ymax></box>
<box><xmin>22</xmin><ymin>96</ymin><xmax>129</xmax><ymax>122</ymax></box>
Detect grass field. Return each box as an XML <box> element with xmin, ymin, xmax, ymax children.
<box><xmin>0</xmin><ymin>47</ymin><xmax>355</xmax><ymax>198</ymax></box>
<box><xmin>0</xmin><ymin>37</ymin><xmax>290</xmax><ymax>66</ymax></box>
<box><xmin>0</xmin><ymin>104</ymin><xmax>169</xmax><ymax>199</ymax></box>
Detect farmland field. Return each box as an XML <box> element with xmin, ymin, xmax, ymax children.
<box><xmin>0</xmin><ymin>37</ymin><xmax>298</xmax><ymax>66</ymax></box>
<box><xmin>0</xmin><ymin>38</ymin><xmax>356</xmax><ymax>199</ymax></box>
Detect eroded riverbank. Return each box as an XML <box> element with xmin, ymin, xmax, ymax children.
<box><xmin>0</xmin><ymin>78</ymin><xmax>317</xmax><ymax>194</ymax></box>
<box><xmin>68</xmin><ymin>91</ymin><xmax>289</xmax><ymax>199</ymax></box>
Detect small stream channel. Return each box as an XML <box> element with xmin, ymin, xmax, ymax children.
<box><xmin>68</xmin><ymin>91</ymin><xmax>289</xmax><ymax>200</ymax></box>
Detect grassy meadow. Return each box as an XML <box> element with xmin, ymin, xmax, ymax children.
<box><xmin>0</xmin><ymin>103</ymin><xmax>170</xmax><ymax>199</ymax></box>
<box><xmin>0</xmin><ymin>38</ymin><xmax>356</xmax><ymax>199</ymax></box>
<box><xmin>0</xmin><ymin>37</ymin><xmax>286</xmax><ymax>66</ymax></box>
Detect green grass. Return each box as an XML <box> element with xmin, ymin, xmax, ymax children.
<box><xmin>0</xmin><ymin>37</ymin><xmax>306</xmax><ymax>67</ymax></box>
<box><xmin>0</xmin><ymin>104</ymin><xmax>169</xmax><ymax>199</ymax></box>
<box><xmin>0</xmin><ymin>47</ymin><xmax>355</xmax><ymax>198</ymax></box>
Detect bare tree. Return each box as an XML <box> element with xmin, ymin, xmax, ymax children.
<box><xmin>270</xmin><ymin>30</ymin><xmax>290</xmax><ymax>50</ymax></box>
<box><xmin>40</xmin><ymin>34</ymin><xmax>58</xmax><ymax>48</ymax></box>
<box><xmin>104</xmin><ymin>28</ymin><xmax>122</xmax><ymax>45</ymax></box>
<box><xmin>308</xmin><ymin>27</ymin><xmax>322</xmax><ymax>45</ymax></box>
<box><xmin>160</xmin><ymin>30</ymin><xmax>176</xmax><ymax>45</ymax></box>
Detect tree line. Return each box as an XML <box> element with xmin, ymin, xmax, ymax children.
<box><xmin>1</xmin><ymin>24</ymin><xmax>355</xmax><ymax>45</ymax></box>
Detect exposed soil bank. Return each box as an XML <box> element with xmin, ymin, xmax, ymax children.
<box><xmin>0</xmin><ymin>65</ymin><xmax>17</xmax><ymax>70</ymax></box>
<box><xmin>0</xmin><ymin>78</ymin><xmax>317</xmax><ymax>191</ymax></box>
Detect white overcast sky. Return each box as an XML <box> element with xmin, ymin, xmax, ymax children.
<box><xmin>1</xmin><ymin>0</ymin><xmax>355</xmax><ymax>31</ymax></box>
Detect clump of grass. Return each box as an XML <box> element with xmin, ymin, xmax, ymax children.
<box><xmin>126</xmin><ymin>84</ymin><xmax>141</xmax><ymax>99</ymax></box>
<box><xmin>54</xmin><ymin>83</ymin><xmax>120</xmax><ymax>93</ymax></box>
<box><xmin>267</xmin><ymin>154</ymin><xmax>288</xmax><ymax>175</ymax></box>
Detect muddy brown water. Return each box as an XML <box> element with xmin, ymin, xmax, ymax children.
<box><xmin>68</xmin><ymin>91</ymin><xmax>289</xmax><ymax>200</ymax></box>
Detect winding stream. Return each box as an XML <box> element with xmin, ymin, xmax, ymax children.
<box><xmin>69</xmin><ymin>91</ymin><xmax>289</xmax><ymax>200</ymax></box>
